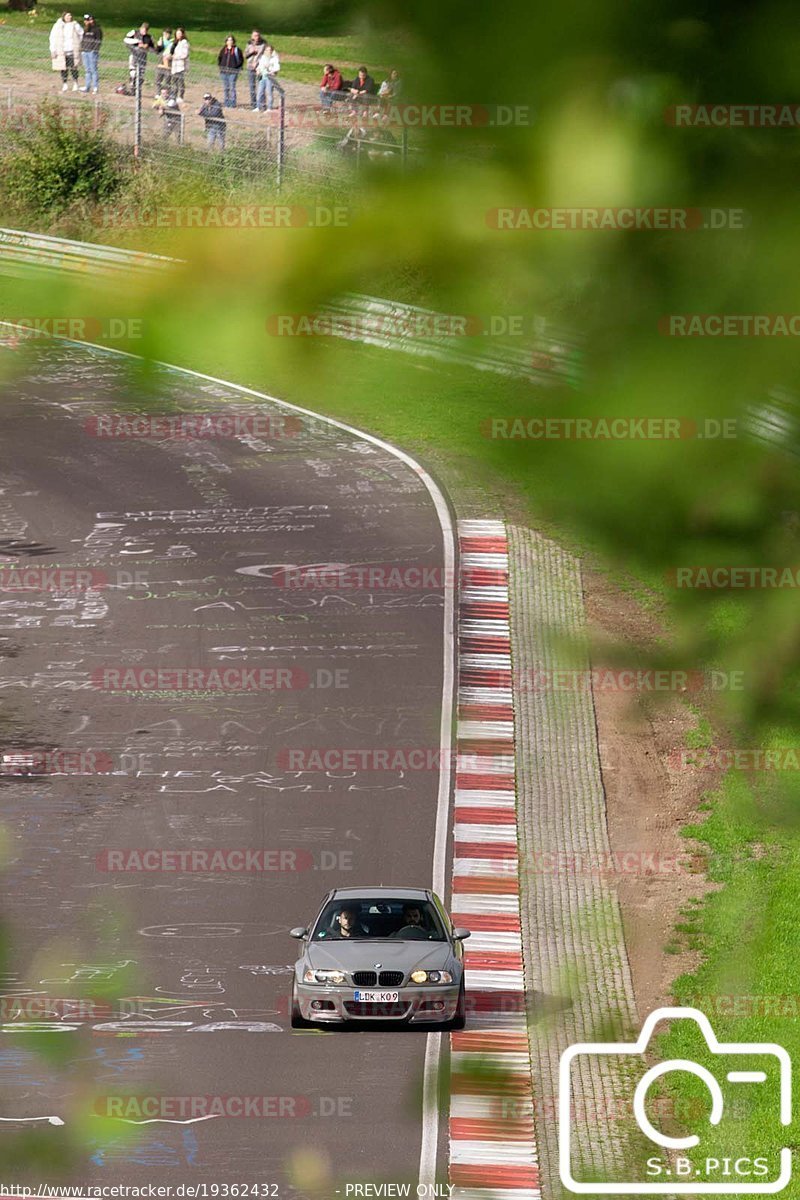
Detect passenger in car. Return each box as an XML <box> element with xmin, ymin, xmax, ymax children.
<box><xmin>334</xmin><ymin>908</ymin><xmax>368</xmax><ymax>938</ymax></box>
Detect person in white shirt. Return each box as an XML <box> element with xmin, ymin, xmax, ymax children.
<box><xmin>169</xmin><ymin>26</ymin><xmax>190</xmax><ymax>100</ymax></box>
<box><xmin>49</xmin><ymin>12</ymin><xmax>83</xmax><ymax>91</ymax></box>
<box><xmin>255</xmin><ymin>43</ymin><xmax>280</xmax><ymax>112</ymax></box>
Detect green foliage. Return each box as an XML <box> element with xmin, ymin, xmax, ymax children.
<box><xmin>1</xmin><ymin>101</ymin><xmax>124</xmax><ymax>217</ymax></box>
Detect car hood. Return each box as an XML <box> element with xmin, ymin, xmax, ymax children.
<box><xmin>305</xmin><ymin>940</ymin><xmax>453</xmax><ymax>972</ymax></box>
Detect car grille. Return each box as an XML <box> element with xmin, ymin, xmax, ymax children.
<box><xmin>353</xmin><ymin>971</ymin><xmax>377</xmax><ymax>986</ymax></box>
<box><xmin>343</xmin><ymin>1001</ymin><xmax>410</xmax><ymax>1018</ymax></box>
<box><xmin>352</xmin><ymin>970</ymin><xmax>406</xmax><ymax>987</ymax></box>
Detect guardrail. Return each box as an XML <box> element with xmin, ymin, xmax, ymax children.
<box><xmin>0</xmin><ymin>228</ymin><xmax>581</xmax><ymax>384</ymax></box>
<box><xmin>0</xmin><ymin>226</ymin><xmax>174</xmax><ymax>278</ymax></box>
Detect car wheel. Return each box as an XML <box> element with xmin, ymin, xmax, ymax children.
<box><xmin>290</xmin><ymin>985</ymin><xmax>310</xmax><ymax>1029</ymax></box>
<box><xmin>448</xmin><ymin>982</ymin><xmax>466</xmax><ymax>1030</ymax></box>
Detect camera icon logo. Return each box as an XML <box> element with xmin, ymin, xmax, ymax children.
<box><xmin>559</xmin><ymin>1006</ymin><xmax>791</xmax><ymax>1194</ymax></box>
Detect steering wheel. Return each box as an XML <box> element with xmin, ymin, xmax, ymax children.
<box><xmin>390</xmin><ymin>925</ymin><xmax>429</xmax><ymax>939</ymax></box>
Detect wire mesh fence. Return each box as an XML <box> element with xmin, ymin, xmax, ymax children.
<box><xmin>0</xmin><ymin>23</ymin><xmax>416</xmax><ymax>193</ymax></box>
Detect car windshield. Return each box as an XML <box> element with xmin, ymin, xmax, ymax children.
<box><xmin>311</xmin><ymin>897</ymin><xmax>447</xmax><ymax>941</ymax></box>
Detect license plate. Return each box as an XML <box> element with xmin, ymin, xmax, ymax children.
<box><xmin>352</xmin><ymin>990</ymin><xmax>399</xmax><ymax>1003</ymax></box>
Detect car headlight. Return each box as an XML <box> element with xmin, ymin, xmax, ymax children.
<box><xmin>303</xmin><ymin>968</ymin><xmax>346</xmax><ymax>984</ymax></box>
<box><xmin>410</xmin><ymin>969</ymin><xmax>453</xmax><ymax>984</ymax></box>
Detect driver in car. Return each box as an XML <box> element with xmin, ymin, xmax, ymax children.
<box><xmin>401</xmin><ymin>904</ymin><xmax>428</xmax><ymax>931</ymax></box>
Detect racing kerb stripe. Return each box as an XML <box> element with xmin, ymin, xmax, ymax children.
<box><xmin>450</xmin><ymin>519</ymin><xmax>540</xmax><ymax>1198</ymax></box>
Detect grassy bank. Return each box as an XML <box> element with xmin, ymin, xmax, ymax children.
<box><xmin>0</xmin><ymin>1</ymin><xmax>395</xmax><ymax>83</ymax></box>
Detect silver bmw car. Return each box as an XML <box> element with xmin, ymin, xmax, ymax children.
<box><xmin>289</xmin><ymin>886</ymin><xmax>470</xmax><ymax>1028</ymax></box>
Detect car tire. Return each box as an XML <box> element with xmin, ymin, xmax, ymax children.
<box><xmin>290</xmin><ymin>985</ymin><xmax>310</xmax><ymax>1029</ymax></box>
<box><xmin>446</xmin><ymin>983</ymin><xmax>466</xmax><ymax>1030</ymax></box>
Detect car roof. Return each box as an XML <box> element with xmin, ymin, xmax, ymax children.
<box><xmin>330</xmin><ymin>885</ymin><xmax>432</xmax><ymax>900</ymax></box>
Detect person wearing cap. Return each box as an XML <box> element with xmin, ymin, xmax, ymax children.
<box><xmin>123</xmin><ymin>22</ymin><xmax>155</xmax><ymax>90</ymax></box>
<box><xmin>80</xmin><ymin>13</ymin><xmax>102</xmax><ymax>93</ymax></box>
<box><xmin>199</xmin><ymin>92</ymin><xmax>225</xmax><ymax>150</ymax></box>
<box><xmin>154</xmin><ymin>86</ymin><xmax>183</xmax><ymax>141</ymax></box>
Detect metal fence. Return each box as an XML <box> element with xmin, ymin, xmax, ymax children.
<box><xmin>0</xmin><ymin>24</ymin><xmax>415</xmax><ymax>190</ymax></box>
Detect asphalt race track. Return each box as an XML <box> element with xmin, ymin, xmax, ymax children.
<box><xmin>0</xmin><ymin>339</ymin><xmax>454</xmax><ymax>1191</ymax></box>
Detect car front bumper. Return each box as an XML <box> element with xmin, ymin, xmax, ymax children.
<box><xmin>294</xmin><ymin>981</ymin><xmax>461</xmax><ymax>1023</ymax></box>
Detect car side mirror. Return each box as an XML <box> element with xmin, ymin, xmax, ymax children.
<box><xmin>452</xmin><ymin>928</ymin><xmax>471</xmax><ymax>941</ymax></box>
<box><xmin>289</xmin><ymin>926</ymin><xmax>308</xmax><ymax>939</ymax></box>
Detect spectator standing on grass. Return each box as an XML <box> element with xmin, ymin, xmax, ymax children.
<box><xmin>199</xmin><ymin>91</ymin><xmax>225</xmax><ymax>150</ymax></box>
<box><xmin>218</xmin><ymin>35</ymin><xmax>243</xmax><ymax>108</ymax></box>
<box><xmin>170</xmin><ymin>27</ymin><xmax>189</xmax><ymax>100</ymax></box>
<box><xmin>255</xmin><ymin>42</ymin><xmax>281</xmax><ymax>112</ymax></box>
<box><xmin>320</xmin><ymin>63</ymin><xmax>344</xmax><ymax>109</ymax></box>
<box><xmin>50</xmin><ymin>12</ymin><xmax>83</xmax><ymax>92</ymax></box>
<box><xmin>245</xmin><ymin>30</ymin><xmax>265</xmax><ymax>110</ymax></box>
<box><xmin>124</xmin><ymin>22</ymin><xmax>155</xmax><ymax>90</ymax></box>
<box><xmin>349</xmin><ymin>66</ymin><xmax>377</xmax><ymax>103</ymax></box>
<box><xmin>80</xmin><ymin>14</ymin><xmax>102</xmax><ymax>94</ymax></box>
<box><xmin>154</xmin><ymin>28</ymin><xmax>173</xmax><ymax>95</ymax></box>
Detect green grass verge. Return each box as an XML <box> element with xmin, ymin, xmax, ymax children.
<box><xmin>0</xmin><ymin>2</ymin><xmax>395</xmax><ymax>81</ymax></box>
<box><xmin>654</xmin><ymin>760</ymin><xmax>800</xmax><ymax>1187</ymax></box>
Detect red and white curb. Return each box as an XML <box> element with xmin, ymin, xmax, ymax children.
<box><xmin>449</xmin><ymin>519</ymin><xmax>540</xmax><ymax>1198</ymax></box>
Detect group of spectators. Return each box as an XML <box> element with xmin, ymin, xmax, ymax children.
<box><xmin>47</xmin><ymin>12</ymin><xmax>402</xmax><ymax>154</ymax></box>
<box><xmin>318</xmin><ymin>65</ymin><xmax>403</xmax><ymax>161</ymax></box>
<box><xmin>320</xmin><ymin>63</ymin><xmax>401</xmax><ymax>110</ymax></box>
